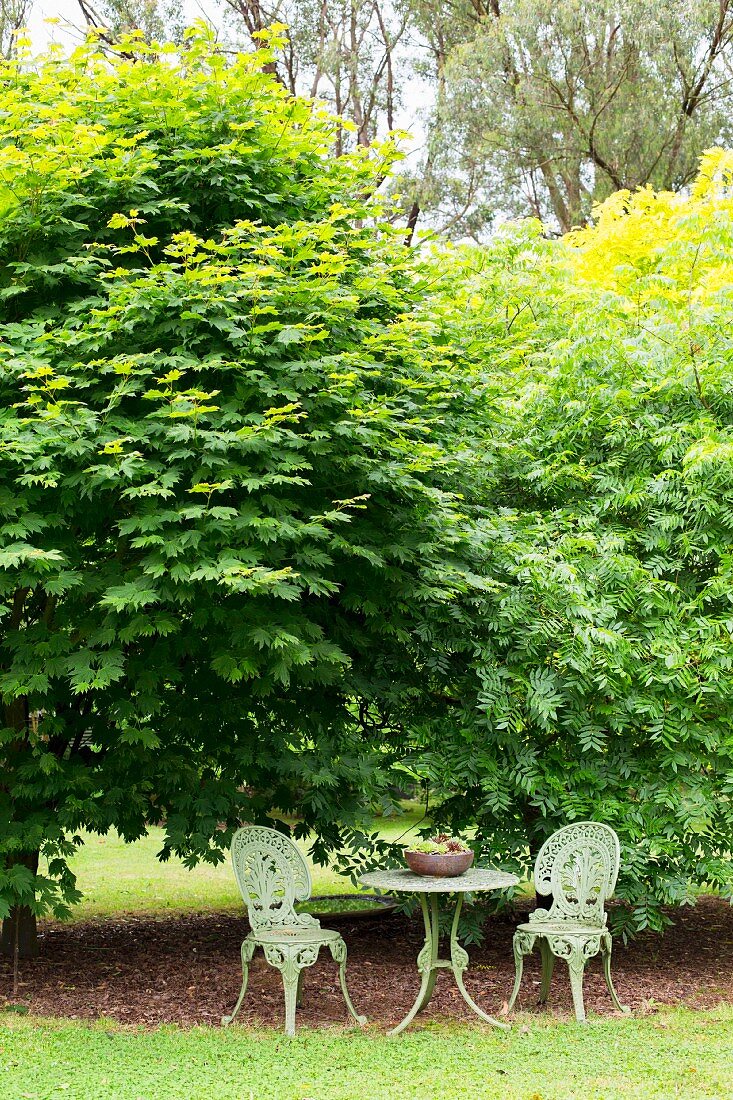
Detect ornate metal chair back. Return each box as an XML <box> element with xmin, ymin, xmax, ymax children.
<box><xmin>230</xmin><ymin>825</ymin><xmax>318</xmax><ymax>934</ymax></box>
<box><xmin>533</xmin><ymin>822</ymin><xmax>620</xmax><ymax>927</ymax></box>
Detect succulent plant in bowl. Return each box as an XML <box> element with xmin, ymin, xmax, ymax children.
<box><xmin>404</xmin><ymin>834</ymin><xmax>474</xmax><ymax>877</ymax></box>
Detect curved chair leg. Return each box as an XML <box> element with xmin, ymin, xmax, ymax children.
<box><xmin>296</xmin><ymin>969</ymin><xmax>304</xmax><ymax>1009</ymax></box>
<box><xmin>282</xmin><ymin>970</ymin><xmax>300</xmax><ymax>1038</ymax></box>
<box><xmin>263</xmin><ymin>943</ymin><xmax>319</xmax><ymax>1037</ymax></box>
<box><xmin>507</xmin><ymin>931</ymin><xmax>535</xmax><ymax>1012</ymax></box>
<box><xmin>221</xmin><ymin>939</ymin><xmax>256</xmax><ymax>1026</ymax></box>
<box><xmin>538</xmin><ymin>938</ymin><xmax>555</xmax><ymax>1004</ymax></box>
<box><xmin>506</xmin><ymin>955</ymin><xmax>522</xmax><ymax>1012</ymax></box>
<box><xmin>601</xmin><ymin>933</ymin><xmax>629</xmax><ymax>1014</ymax></box>
<box><xmin>566</xmin><ymin>944</ymin><xmax>587</xmax><ymax>1023</ymax></box>
<box><xmin>330</xmin><ymin>937</ymin><xmax>367</xmax><ymax>1026</ymax></box>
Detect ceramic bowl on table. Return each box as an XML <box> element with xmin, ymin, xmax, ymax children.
<box><xmin>404</xmin><ymin>850</ymin><xmax>474</xmax><ymax>877</ymax></box>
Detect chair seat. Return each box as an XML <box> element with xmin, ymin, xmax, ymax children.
<box><xmin>248</xmin><ymin>925</ymin><xmax>341</xmax><ymax>945</ymax></box>
<box><xmin>516</xmin><ymin>920</ymin><xmax>606</xmax><ymax>937</ymax></box>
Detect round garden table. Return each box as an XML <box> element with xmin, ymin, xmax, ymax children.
<box><xmin>360</xmin><ymin>867</ymin><xmax>519</xmax><ymax>1035</ymax></box>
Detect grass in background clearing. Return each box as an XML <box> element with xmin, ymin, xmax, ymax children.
<box><xmin>56</xmin><ymin>807</ymin><xmax>427</xmax><ymax>922</ymax></box>
<box><xmin>2</xmin><ymin>1007</ymin><xmax>732</xmax><ymax>1100</ymax></box>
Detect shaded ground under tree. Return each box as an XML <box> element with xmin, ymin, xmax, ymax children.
<box><xmin>2</xmin><ymin>897</ymin><xmax>732</xmax><ymax>1028</ymax></box>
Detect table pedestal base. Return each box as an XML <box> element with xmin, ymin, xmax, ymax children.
<box><xmin>389</xmin><ymin>893</ymin><xmax>508</xmax><ymax>1036</ymax></box>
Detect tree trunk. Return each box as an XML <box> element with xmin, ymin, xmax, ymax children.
<box><xmin>1</xmin><ymin>851</ymin><xmax>39</xmax><ymax>959</ymax></box>
<box><xmin>404</xmin><ymin>199</ymin><xmax>420</xmax><ymax>246</ymax></box>
<box><xmin>2</xmin><ymin>679</ymin><xmax>38</xmax><ymax>958</ymax></box>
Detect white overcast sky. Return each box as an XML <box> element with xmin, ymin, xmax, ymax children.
<box><xmin>29</xmin><ymin>0</ymin><xmax>224</xmax><ymax>48</ymax></box>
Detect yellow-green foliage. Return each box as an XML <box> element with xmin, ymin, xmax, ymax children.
<box><xmin>568</xmin><ymin>148</ymin><xmax>733</xmax><ymax>304</ymax></box>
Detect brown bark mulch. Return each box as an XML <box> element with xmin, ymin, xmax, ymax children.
<box><xmin>2</xmin><ymin>896</ymin><xmax>733</xmax><ymax>1029</ymax></box>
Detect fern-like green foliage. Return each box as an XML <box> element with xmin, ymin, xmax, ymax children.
<box><xmin>401</xmin><ymin>150</ymin><xmax>733</xmax><ymax>936</ymax></box>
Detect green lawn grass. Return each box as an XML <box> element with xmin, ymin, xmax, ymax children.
<box><xmin>2</xmin><ymin>1008</ymin><xmax>732</xmax><ymax>1099</ymax></box>
<box><xmin>56</xmin><ymin>809</ymin><xmax>429</xmax><ymax>922</ymax></box>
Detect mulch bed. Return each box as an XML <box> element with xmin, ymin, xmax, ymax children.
<box><xmin>2</xmin><ymin>896</ymin><xmax>733</xmax><ymax>1030</ymax></box>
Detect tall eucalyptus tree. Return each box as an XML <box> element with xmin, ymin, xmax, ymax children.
<box><xmin>416</xmin><ymin>0</ymin><xmax>733</xmax><ymax>232</ymax></box>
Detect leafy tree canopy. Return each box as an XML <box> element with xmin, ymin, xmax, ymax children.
<box><xmin>0</xmin><ymin>28</ymin><xmax>484</xmax><ymax>954</ymax></box>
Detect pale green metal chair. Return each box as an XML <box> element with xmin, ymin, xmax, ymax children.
<box><xmin>221</xmin><ymin>825</ymin><xmax>366</xmax><ymax>1036</ymax></box>
<box><xmin>507</xmin><ymin>821</ymin><xmax>629</xmax><ymax>1022</ymax></box>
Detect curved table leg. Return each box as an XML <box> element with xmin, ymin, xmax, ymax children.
<box><xmin>416</xmin><ymin>895</ymin><xmax>440</xmax><ymax>1010</ymax></box>
<box><xmin>450</xmin><ymin>895</ymin><xmax>509</xmax><ymax>1030</ymax></box>
<box><xmin>388</xmin><ymin>894</ymin><xmax>439</xmax><ymax>1036</ymax></box>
